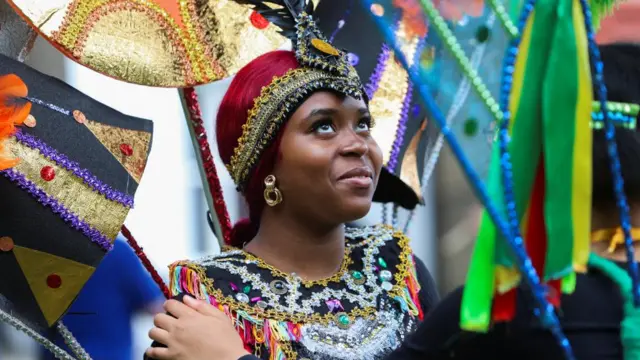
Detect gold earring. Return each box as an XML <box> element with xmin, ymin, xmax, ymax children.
<box><xmin>263</xmin><ymin>175</ymin><xmax>282</xmax><ymax>207</ymax></box>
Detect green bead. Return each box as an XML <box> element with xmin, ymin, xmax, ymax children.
<box><xmin>475</xmin><ymin>25</ymin><xmax>491</xmax><ymax>43</ymax></box>
<box><xmin>464</xmin><ymin>118</ymin><xmax>479</xmax><ymax>136</ymax></box>
<box><xmin>378</xmin><ymin>257</ymin><xmax>388</xmax><ymax>268</ymax></box>
<box><xmin>351</xmin><ymin>271</ymin><xmax>363</xmax><ymax>280</ymax></box>
<box><xmin>338</xmin><ymin>314</ymin><xmax>350</xmax><ymax>325</ymax></box>
<box><xmin>243</xmin><ymin>285</ymin><xmax>251</xmax><ymax>294</ymax></box>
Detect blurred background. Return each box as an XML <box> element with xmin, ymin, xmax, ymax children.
<box><xmin>11</xmin><ymin>0</ymin><xmax>638</xmax><ymax>356</ymax></box>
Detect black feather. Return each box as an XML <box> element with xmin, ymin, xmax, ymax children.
<box><xmin>233</xmin><ymin>0</ymin><xmax>314</xmax><ymax>41</ymax></box>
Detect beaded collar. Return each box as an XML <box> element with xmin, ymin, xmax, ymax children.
<box><xmin>169</xmin><ymin>225</ymin><xmax>423</xmax><ymax>359</ymax></box>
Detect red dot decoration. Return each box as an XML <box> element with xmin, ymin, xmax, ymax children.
<box><xmin>0</xmin><ymin>237</ymin><xmax>14</xmax><ymax>252</ymax></box>
<box><xmin>120</xmin><ymin>144</ymin><xmax>133</xmax><ymax>156</ymax></box>
<box><xmin>46</xmin><ymin>274</ymin><xmax>62</xmax><ymax>289</ymax></box>
<box><xmin>250</xmin><ymin>11</ymin><xmax>269</xmax><ymax>30</ymax></box>
<box><xmin>40</xmin><ymin>166</ymin><xmax>56</xmax><ymax>181</ymax></box>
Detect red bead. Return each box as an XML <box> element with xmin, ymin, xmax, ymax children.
<box><xmin>0</xmin><ymin>237</ymin><xmax>14</xmax><ymax>252</ymax></box>
<box><xmin>46</xmin><ymin>274</ymin><xmax>62</xmax><ymax>289</ymax></box>
<box><xmin>120</xmin><ymin>144</ymin><xmax>133</xmax><ymax>156</ymax></box>
<box><xmin>250</xmin><ymin>11</ymin><xmax>269</xmax><ymax>30</ymax></box>
<box><xmin>40</xmin><ymin>166</ymin><xmax>56</xmax><ymax>181</ymax></box>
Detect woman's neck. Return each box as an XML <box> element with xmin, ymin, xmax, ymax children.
<box><xmin>244</xmin><ymin>211</ymin><xmax>346</xmax><ymax>282</ymax></box>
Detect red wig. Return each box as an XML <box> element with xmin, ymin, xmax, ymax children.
<box><xmin>217</xmin><ymin>50</ymin><xmax>301</xmax><ymax>247</ymax></box>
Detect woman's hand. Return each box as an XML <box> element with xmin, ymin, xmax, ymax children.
<box><xmin>145</xmin><ymin>296</ymin><xmax>250</xmax><ymax>360</ymax></box>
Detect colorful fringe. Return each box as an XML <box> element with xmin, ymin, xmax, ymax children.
<box><xmin>461</xmin><ymin>0</ymin><xmax>593</xmax><ymax>332</ymax></box>
<box><xmin>404</xmin><ymin>254</ymin><xmax>424</xmax><ymax>320</ymax></box>
<box><xmin>170</xmin><ymin>264</ymin><xmax>303</xmax><ymax>360</ymax></box>
<box><xmin>169</xmin><ymin>248</ymin><xmax>424</xmax><ymax>359</ymax></box>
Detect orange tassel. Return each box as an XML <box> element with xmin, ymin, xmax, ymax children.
<box><xmin>0</xmin><ymin>74</ymin><xmax>31</xmax><ymax>170</ymax></box>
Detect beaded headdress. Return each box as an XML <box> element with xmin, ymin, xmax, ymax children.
<box><xmin>226</xmin><ymin>0</ymin><xmax>365</xmax><ymax>190</ymax></box>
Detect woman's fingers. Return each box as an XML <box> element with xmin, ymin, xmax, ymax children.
<box><xmin>153</xmin><ymin>313</ymin><xmax>176</xmax><ymax>330</ymax></box>
<box><xmin>145</xmin><ymin>346</ymin><xmax>172</xmax><ymax>360</ymax></box>
<box><xmin>164</xmin><ymin>299</ymin><xmax>195</xmax><ymax>319</ymax></box>
<box><xmin>148</xmin><ymin>327</ymin><xmax>170</xmax><ymax>345</ymax></box>
<box><xmin>183</xmin><ymin>295</ymin><xmax>225</xmax><ymax>317</ymax></box>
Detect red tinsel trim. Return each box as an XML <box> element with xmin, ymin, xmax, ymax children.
<box><xmin>121</xmin><ymin>225</ymin><xmax>170</xmax><ymax>299</ymax></box>
<box><xmin>182</xmin><ymin>87</ymin><xmax>233</xmax><ymax>244</ymax></box>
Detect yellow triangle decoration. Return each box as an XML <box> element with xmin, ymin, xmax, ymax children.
<box><xmin>13</xmin><ymin>246</ymin><xmax>96</xmax><ymax>326</ymax></box>
<box><xmin>84</xmin><ymin>119</ymin><xmax>151</xmax><ymax>183</ymax></box>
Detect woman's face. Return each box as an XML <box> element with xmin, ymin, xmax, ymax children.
<box><xmin>273</xmin><ymin>91</ymin><xmax>383</xmax><ymax>225</ymax></box>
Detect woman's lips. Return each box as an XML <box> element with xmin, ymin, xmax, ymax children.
<box><xmin>338</xmin><ymin>176</ymin><xmax>373</xmax><ymax>188</ymax></box>
<box><xmin>337</xmin><ymin>167</ymin><xmax>374</xmax><ymax>189</ymax></box>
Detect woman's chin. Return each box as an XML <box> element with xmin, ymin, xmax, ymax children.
<box><xmin>339</xmin><ymin>199</ymin><xmax>373</xmax><ymax>222</ymax></box>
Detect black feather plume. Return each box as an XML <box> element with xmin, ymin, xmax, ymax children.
<box><xmin>234</xmin><ymin>0</ymin><xmax>314</xmax><ymax>40</ymax></box>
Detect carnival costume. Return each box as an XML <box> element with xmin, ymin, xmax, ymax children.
<box><xmin>145</xmin><ymin>1</ymin><xmax>437</xmax><ymax>358</ymax></box>
<box><xmin>5</xmin><ymin>0</ymin><xmax>640</xmax><ymax>359</ymax></box>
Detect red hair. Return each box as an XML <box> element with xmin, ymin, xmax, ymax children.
<box><xmin>217</xmin><ymin>50</ymin><xmax>301</xmax><ymax>247</ymax></box>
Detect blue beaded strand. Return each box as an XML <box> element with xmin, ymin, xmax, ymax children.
<box><xmin>578</xmin><ymin>0</ymin><xmax>640</xmax><ymax>306</ymax></box>
<box><xmin>496</xmin><ymin>1</ymin><xmax>575</xmax><ymax>358</ymax></box>
<box><xmin>361</xmin><ymin>2</ymin><xmax>574</xmax><ymax>359</ymax></box>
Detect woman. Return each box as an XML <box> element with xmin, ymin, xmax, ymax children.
<box><xmin>144</xmin><ymin>3</ymin><xmax>439</xmax><ymax>360</ymax></box>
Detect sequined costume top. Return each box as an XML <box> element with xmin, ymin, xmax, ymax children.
<box><xmin>162</xmin><ymin>225</ymin><xmax>437</xmax><ymax>360</ymax></box>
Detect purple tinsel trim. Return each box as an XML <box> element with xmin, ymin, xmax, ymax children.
<box><xmin>386</xmin><ymin>35</ymin><xmax>428</xmax><ymax>172</ymax></box>
<box><xmin>14</xmin><ymin>130</ymin><xmax>134</xmax><ymax>208</ymax></box>
<box><xmin>365</xmin><ymin>43</ymin><xmax>392</xmax><ymax>99</ymax></box>
<box><xmin>1</xmin><ymin>169</ymin><xmax>113</xmax><ymax>251</ymax></box>
<box><xmin>387</xmin><ymin>86</ymin><xmax>413</xmax><ymax>172</ymax></box>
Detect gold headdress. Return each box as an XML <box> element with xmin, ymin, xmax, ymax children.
<box><xmin>225</xmin><ymin>0</ymin><xmax>365</xmax><ymax>190</ymax></box>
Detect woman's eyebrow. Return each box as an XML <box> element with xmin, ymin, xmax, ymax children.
<box><xmin>358</xmin><ymin>108</ymin><xmax>370</xmax><ymax>116</ymax></box>
<box><xmin>304</xmin><ymin>108</ymin><xmax>338</xmax><ymax>121</ymax></box>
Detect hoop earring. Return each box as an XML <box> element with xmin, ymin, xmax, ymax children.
<box><xmin>263</xmin><ymin>175</ymin><xmax>282</xmax><ymax>207</ymax></box>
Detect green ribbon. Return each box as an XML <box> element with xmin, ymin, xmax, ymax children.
<box><xmin>589</xmin><ymin>254</ymin><xmax>640</xmax><ymax>359</ymax></box>
<box><xmin>541</xmin><ymin>0</ymin><xmax>584</xmax><ymax>279</ymax></box>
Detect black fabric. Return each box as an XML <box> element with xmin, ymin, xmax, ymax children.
<box><xmin>414</xmin><ymin>256</ymin><xmax>440</xmax><ymax>313</ymax></box>
<box><xmin>388</xmin><ymin>263</ymin><xmax>628</xmax><ymax>360</ymax></box>
<box><xmin>0</xmin><ymin>54</ymin><xmax>153</xmax><ymax>331</ymax></box>
<box><xmin>238</xmin><ymin>356</ymin><xmax>259</xmax><ymax>360</ymax></box>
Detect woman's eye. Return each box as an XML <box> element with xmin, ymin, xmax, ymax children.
<box><xmin>356</xmin><ymin>118</ymin><xmax>372</xmax><ymax>132</ymax></box>
<box><xmin>312</xmin><ymin>120</ymin><xmax>335</xmax><ymax>134</ymax></box>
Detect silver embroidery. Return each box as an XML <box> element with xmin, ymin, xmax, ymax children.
<box><xmin>299</xmin><ymin>302</ymin><xmax>415</xmax><ymax>360</ymax></box>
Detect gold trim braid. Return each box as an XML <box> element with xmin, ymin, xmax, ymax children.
<box><xmin>227</xmin><ymin>67</ymin><xmax>363</xmax><ymax>189</ymax></box>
